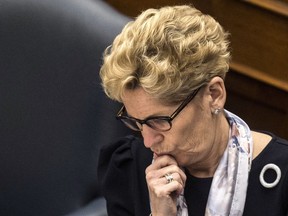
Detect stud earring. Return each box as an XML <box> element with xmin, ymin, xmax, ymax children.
<box><xmin>213</xmin><ymin>108</ymin><xmax>221</xmax><ymax>115</ymax></box>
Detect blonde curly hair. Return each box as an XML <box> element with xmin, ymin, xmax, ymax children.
<box><xmin>100</xmin><ymin>5</ymin><xmax>230</xmax><ymax>104</ymax></box>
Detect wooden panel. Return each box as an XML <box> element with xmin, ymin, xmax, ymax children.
<box><xmin>191</xmin><ymin>0</ymin><xmax>288</xmax><ymax>91</ymax></box>
<box><xmin>225</xmin><ymin>70</ymin><xmax>288</xmax><ymax>139</ymax></box>
<box><xmin>243</xmin><ymin>0</ymin><xmax>288</xmax><ymax>16</ymax></box>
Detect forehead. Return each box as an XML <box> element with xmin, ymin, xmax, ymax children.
<box><xmin>121</xmin><ymin>88</ymin><xmax>173</xmax><ymax>118</ymax></box>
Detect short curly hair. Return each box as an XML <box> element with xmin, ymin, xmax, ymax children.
<box><xmin>100</xmin><ymin>5</ymin><xmax>230</xmax><ymax>104</ymax></box>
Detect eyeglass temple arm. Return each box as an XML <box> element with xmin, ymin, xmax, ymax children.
<box><xmin>170</xmin><ymin>87</ymin><xmax>201</xmax><ymax>120</ymax></box>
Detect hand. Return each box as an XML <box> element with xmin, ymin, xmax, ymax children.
<box><xmin>145</xmin><ymin>154</ymin><xmax>186</xmax><ymax>216</ymax></box>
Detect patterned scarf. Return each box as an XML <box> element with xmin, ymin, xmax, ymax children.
<box><xmin>175</xmin><ymin>110</ymin><xmax>253</xmax><ymax>215</ymax></box>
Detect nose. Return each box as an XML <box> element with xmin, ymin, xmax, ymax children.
<box><xmin>141</xmin><ymin>125</ymin><xmax>163</xmax><ymax>148</ymax></box>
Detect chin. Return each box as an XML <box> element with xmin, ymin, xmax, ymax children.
<box><xmin>174</xmin><ymin>156</ymin><xmax>186</xmax><ymax>167</ymax></box>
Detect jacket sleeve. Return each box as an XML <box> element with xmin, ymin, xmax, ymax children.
<box><xmin>97</xmin><ymin>135</ymin><xmax>138</xmax><ymax>216</ymax></box>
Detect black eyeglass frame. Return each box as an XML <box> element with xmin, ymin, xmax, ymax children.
<box><xmin>116</xmin><ymin>87</ymin><xmax>202</xmax><ymax>132</ymax></box>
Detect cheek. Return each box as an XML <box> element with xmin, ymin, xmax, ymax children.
<box><xmin>165</xmin><ymin>118</ymin><xmax>197</xmax><ymax>152</ymax></box>
<box><xmin>174</xmin><ymin>109</ymin><xmax>213</xmax><ymax>151</ymax></box>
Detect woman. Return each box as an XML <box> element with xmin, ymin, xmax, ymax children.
<box><xmin>98</xmin><ymin>5</ymin><xmax>288</xmax><ymax>216</ymax></box>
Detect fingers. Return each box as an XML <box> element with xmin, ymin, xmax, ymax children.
<box><xmin>146</xmin><ymin>170</ymin><xmax>186</xmax><ymax>196</ymax></box>
<box><xmin>146</xmin><ymin>155</ymin><xmax>186</xmax><ymax>187</ymax></box>
<box><xmin>148</xmin><ymin>154</ymin><xmax>178</xmax><ymax>170</ymax></box>
<box><xmin>160</xmin><ymin>173</ymin><xmax>185</xmax><ymax>196</ymax></box>
<box><xmin>145</xmin><ymin>154</ymin><xmax>186</xmax><ymax>215</ymax></box>
<box><xmin>145</xmin><ymin>154</ymin><xmax>186</xmax><ymax>196</ymax></box>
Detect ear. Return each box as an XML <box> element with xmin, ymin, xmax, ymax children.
<box><xmin>207</xmin><ymin>76</ymin><xmax>226</xmax><ymax>113</ymax></box>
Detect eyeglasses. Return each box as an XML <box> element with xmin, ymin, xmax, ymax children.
<box><xmin>116</xmin><ymin>87</ymin><xmax>201</xmax><ymax>132</ymax></box>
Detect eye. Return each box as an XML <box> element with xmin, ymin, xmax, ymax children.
<box><xmin>146</xmin><ymin>118</ymin><xmax>171</xmax><ymax>131</ymax></box>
